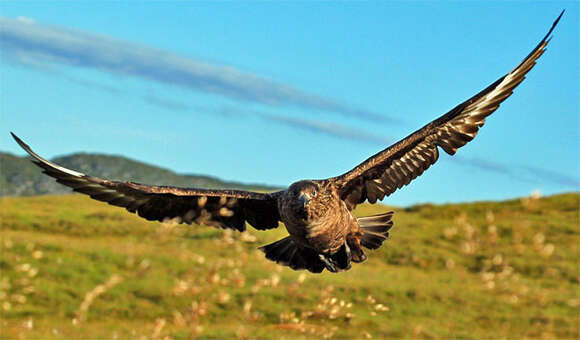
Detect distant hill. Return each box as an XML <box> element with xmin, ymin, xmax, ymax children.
<box><xmin>0</xmin><ymin>151</ymin><xmax>279</xmax><ymax>196</ymax></box>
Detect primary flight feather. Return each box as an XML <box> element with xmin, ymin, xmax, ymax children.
<box><xmin>12</xmin><ymin>11</ymin><xmax>563</xmax><ymax>273</ymax></box>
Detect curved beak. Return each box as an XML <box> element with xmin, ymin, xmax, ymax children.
<box><xmin>298</xmin><ymin>192</ymin><xmax>311</xmax><ymax>208</ymax></box>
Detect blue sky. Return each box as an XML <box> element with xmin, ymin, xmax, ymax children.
<box><xmin>1</xmin><ymin>2</ymin><xmax>578</xmax><ymax>206</ymax></box>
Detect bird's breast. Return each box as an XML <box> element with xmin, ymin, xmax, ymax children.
<box><xmin>282</xmin><ymin>206</ymin><xmax>355</xmax><ymax>254</ymax></box>
<box><xmin>307</xmin><ymin>206</ymin><xmax>357</xmax><ymax>253</ymax></box>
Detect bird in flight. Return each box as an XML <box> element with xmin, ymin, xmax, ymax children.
<box><xmin>12</xmin><ymin>11</ymin><xmax>563</xmax><ymax>273</ymax></box>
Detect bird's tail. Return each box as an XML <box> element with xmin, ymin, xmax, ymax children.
<box><xmin>259</xmin><ymin>237</ymin><xmax>326</xmax><ymax>273</ymax></box>
<box><xmin>358</xmin><ymin>211</ymin><xmax>394</xmax><ymax>249</ymax></box>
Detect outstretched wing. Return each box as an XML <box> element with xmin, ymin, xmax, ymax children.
<box><xmin>11</xmin><ymin>133</ymin><xmax>282</xmax><ymax>231</ymax></box>
<box><xmin>332</xmin><ymin>11</ymin><xmax>563</xmax><ymax>209</ymax></box>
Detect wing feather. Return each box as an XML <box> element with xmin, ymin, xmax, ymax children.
<box><xmin>333</xmin><ymin>11</ymin><xmax>563</xmax><ymax>209</ymax></box>
<box><xmin>11</xmin><ymin>133</ymin><xmax>281</xmax><ymax>231</ymax></box>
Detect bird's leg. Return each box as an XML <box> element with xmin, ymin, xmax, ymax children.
<box><xmin>347</xmin><ymin>234</ymin><xmax>367</xmax><ymax>263</ymax></box>
<box><xmin>344</xmin><ymin>242</ymin><xmax>351</xmax><ymax>259</ymax></box>
<box><xmin>320</xmin><ymin>243</ymin><xmax>352</xmax><ymax>272</ymax></box>
<box><xmin>319</xmin><ymin>254</ymin><xmax>338</xmax><ymax>273</ymax></box>
<box><xmin>342</xmin><ymin>242</ymin><xmax>352</xmax><ymax>270</ymax></box>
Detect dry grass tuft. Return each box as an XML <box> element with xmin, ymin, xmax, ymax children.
<box><xmin>76</xmin><ymin>274</ymin><xmax>123</xmax><ymax>322</ymax></box>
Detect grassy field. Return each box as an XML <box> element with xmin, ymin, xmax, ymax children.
<box><xmin>0</xmin><ymin>193</ymin><xmax>578</xmax><ymax>339</ymax></box>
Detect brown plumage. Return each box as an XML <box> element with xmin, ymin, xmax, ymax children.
<box><xmin>11</xmin><ymin>12</ymin><xmax>562</xmax><ymax>273</ymax></box>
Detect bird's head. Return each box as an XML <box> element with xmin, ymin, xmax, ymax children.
<box><xmin>287</xmin><ymin>180</ymin><xmax>322</xmax><ymax>221</ymax></box>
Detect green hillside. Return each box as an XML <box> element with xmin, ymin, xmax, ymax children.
<box><xmin>0</xmin><ymin>193</ymin><xmax>578</xmax><ymax>339</ymax></box>
<box><xmin>0</xmin><ymin>152</ymin><xmax>277</xmax><ymax>197</ymax></box>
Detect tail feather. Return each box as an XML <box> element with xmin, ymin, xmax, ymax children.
<box><xmin>259</xmin><ymin>237</ymin><xmax>325</xmax><ymax>273</ymax></box>
<box><xmin>358</xmin><ymin>211</ymin><xmax>394</xmax><ymax>250</ymax></box>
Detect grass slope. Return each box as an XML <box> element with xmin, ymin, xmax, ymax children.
<box><xmin>0</xmin><ymin>193</ymin><xmax>578</xmax><ymax>339</ymax></box>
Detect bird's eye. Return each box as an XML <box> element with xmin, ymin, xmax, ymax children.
<box><xmin>312</xmin><ymin>189</ymin><xmax>317</xmax><ymax>196</ymax></box>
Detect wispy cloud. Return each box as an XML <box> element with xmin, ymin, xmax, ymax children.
<box><xmin>455</xmin><ymin>155</ymin><xmax>580</xmax><ymax>188</ymax></box>
<box><xmin>142</xmin><ymin>95</ymin><xmax>193</xmax><ymax>112</ymax></box>
<box><xmin>61</xmin><ymin>74</ymin><xmax>122</xmax><ymax>95</ymax></box>
<box><xmin>256</xmin><ymin>113</ymin><xmax>394</xmax><ymax>146</ymax></box>
<box><xmin>2</xmin><ymin>49</ymin><xmax>123</xmax><ymax>95</ymax></box>
<box><xmin>0</xmin><ymin>16</ymin><xmax>396</xmax><ymax>123</ymax></box>
<box><xmin>142</xmin><ymin>94</ymin><xmax>242</xmax><ymax>118</ymax></box>
<box><xmin>138</xmin><ymin>93</ymin><xmax>394</xmax><ymax>146</ymax></box>
<box><xmin>453</xmin><ymin>155</ymin><xmax>535</xmax><ymax>184</ymax></box>
<box><xmin>517</xmin><ymin>165</ymin><xmax>580</xmax><ymax>188</ymax></box>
